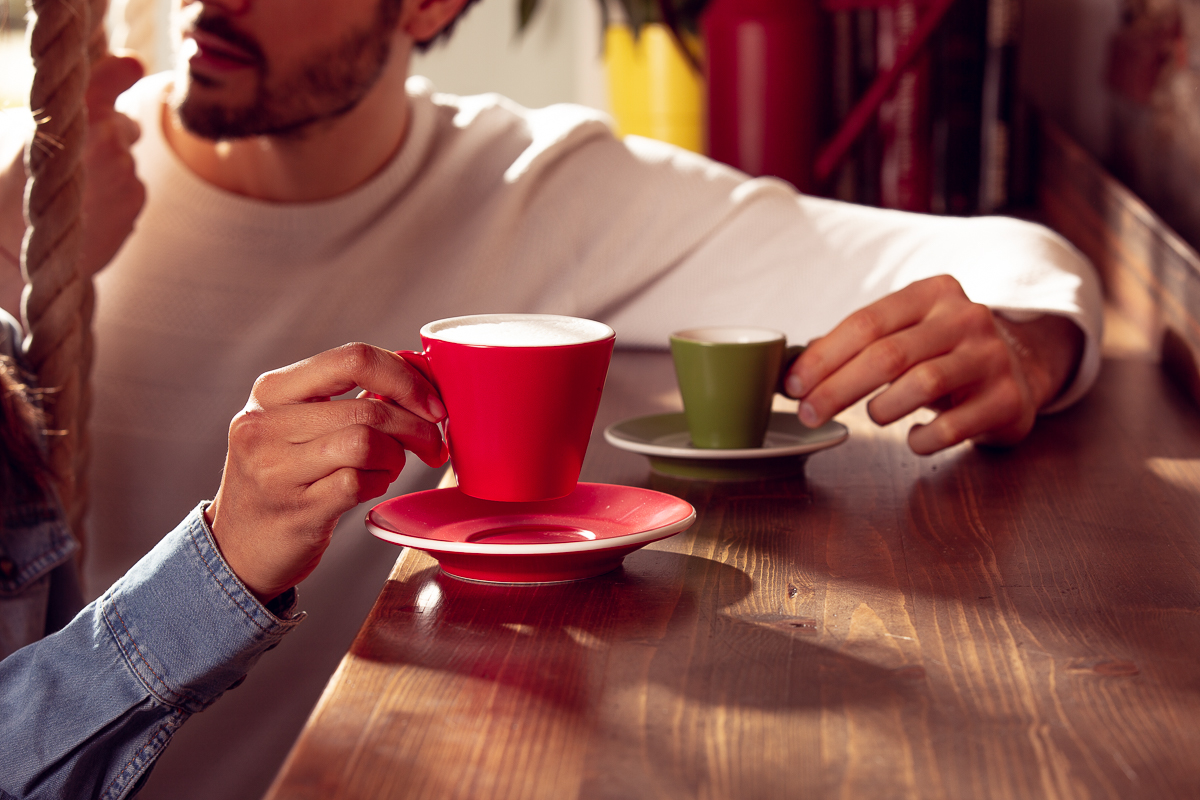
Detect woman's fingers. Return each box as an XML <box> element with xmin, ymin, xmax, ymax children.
<box><xmin>232</xmin><ymin>394</ymin><xmax>445</xmax><ymax>466</ymax></box>
<box><xmin>209</xmin><ymin>343</ymin><xmax>454</xmax><ymax>603</ymax></box>
<box><xmin>230</xmin><ymin>422</ymin><xmax>409</xmax><ymax>495</ymax></box>
<box><xmin>251</xmin><ymin>343</ymin><xmax>445</xmax><ymax>423</ymax></box>
<box><xmin>304</xmin><ymin>466</ymin><xmax>400</xmax><ymax>519</ymax></box>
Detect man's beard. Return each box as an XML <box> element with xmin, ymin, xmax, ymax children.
<box><xmin>175</xmin><ymin>3</ymin><xmax>401</xmax><ymax>140</ymax></box>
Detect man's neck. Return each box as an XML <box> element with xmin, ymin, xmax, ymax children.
<box><xmin>163</xmin><ymin>66</ymin><xmax>411</xmax><ymax>204</ymax></box>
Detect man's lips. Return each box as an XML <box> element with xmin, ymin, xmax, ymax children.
<box><xmin>186</xmin><ymin>29</ymin><xmax>259</xmax><ymax>71</ymax></box>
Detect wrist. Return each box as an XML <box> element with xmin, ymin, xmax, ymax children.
<box><xmin>202</xmin><ymin>498</ymin><xmax>287</xmax><ymax>607</ymax></box>
<box><xmin>994</xmin><ymin>313</ymin><xmax>1084</xmax><ymax>410</ymax></box>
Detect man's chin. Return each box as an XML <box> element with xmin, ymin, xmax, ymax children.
<box><xmin>176</xmin><ymin>101</ymin><xmax>249</xmax><ymax>141</ymax></box>
<box><xmin>172</xmin><ymin>83</ymin><xmax>258</xmax><ymax>141</ymax></box>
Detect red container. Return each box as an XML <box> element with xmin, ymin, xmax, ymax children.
<box><xmin>703</xmin><ymin>0</ymin><xmax>823</xmax><ymax>193</ymax></box>
<box><xmin>399</xmin><ymin>314</ymin><xmax>615</xmax><ymax>503</ymax></box>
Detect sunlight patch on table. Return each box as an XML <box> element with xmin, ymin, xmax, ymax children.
<box><xmin>1145</xmin><ymin>457</ymin><xmax>1200</xmax><ymax>495</ymax></box>
<box><xmin>563</xmin><ymin>625</ymin><xmax>605</xmax><ymax>650</ymax></box>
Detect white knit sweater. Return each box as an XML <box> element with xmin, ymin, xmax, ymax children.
<box><xmin>87</xmin><ymin>72</ymin><xmax>1101</xmax><ymax>794</ymax></box>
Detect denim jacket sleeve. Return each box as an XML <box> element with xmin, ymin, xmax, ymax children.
<box><xmin>0</xmin><ymin>503</ymin><xmax>304</xmax><ymax>800</ymax></box>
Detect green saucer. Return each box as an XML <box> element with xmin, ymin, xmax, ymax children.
<box><xmin>604</xmin><ymin>412</ymin><xmax>849</xmax><ymax>481</ymax></box>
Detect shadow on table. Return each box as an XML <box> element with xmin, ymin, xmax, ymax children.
<box><xmin>351</xmin><ymin>548</ymin><xmax>900</xmax><ymax>716</ymax></box>
<box><xmin>662</xmin><ymin>358</ymin><xmax>1200</xmax><ymax>618</ymax></box>
<box><xmin>897</xmin><ymin>358</ymin><xmax>1200</xmax><ymax>620</ymax></box>
<box><xmin>624</xmin><ymin>358</ymin><xmax>1200</xmax><ymax>704</ymax></box>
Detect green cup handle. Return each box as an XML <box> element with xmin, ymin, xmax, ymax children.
<box><xmin>776</xmin><ymin>344</ymin><xmax>806</xmax><ymax>395</ymax></box>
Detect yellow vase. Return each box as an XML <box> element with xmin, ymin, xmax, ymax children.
<box><xmin>604</xmin><ymin>23</ymin><xmax>705</xmax><ymax>154</ymax></box>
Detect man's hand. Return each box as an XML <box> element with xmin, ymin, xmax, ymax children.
<box><xmin>205</xmin><ymin>344</ymin><xmax>450</xmax><ymax>605</ymax></box>
<box><xmin>80</xmin><ymin>54</ymin><xmax>145</xmax><ymax>279</ymax></box>
<box><xmin>783</xmin><ymin>275</ymin><xmax>1084</xmax><ymax>455</ymax></box>
<box><xmin>0</xmin><ymin>55</ymin><xmax>144</xmax><ymax>317</ymax></box>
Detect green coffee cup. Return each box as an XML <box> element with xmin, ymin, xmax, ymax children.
<box><xmin>669</xmin><ymin>327</ymin><xmax>804</xmax><ymax>449</ymax></box>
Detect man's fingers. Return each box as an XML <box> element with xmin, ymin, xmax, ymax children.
<box><xmin>906</xmin><ymin>376</ymin><xmax>1029</xmax><ymax>454</ymax></box>
<box><xmin>800</xmin><ymin>315</ymin><xmax>967</xmax><ymax>427</ymax></box>
<box><xmin>865</xmin><ymin>344</ymin><xmax>995</xmax><ymax>426</ymax></box>
<box><xmin>86</xmin><ymin>115</ymin><xmax>141</xmax><ymax>164</ymax></box>
<box><xmin>788</xmin><ymin>277</ymin><xmax>955</xmax><ymax>398</ymax></box>
<box><xmin>252</xmin><ymin>343</ymin><xmax>445</xmax><ymax>422</ymax></box>
<box><xmin>86</xmin><ymin>55</ymin><xmax>144</xmax><ymax>120</ymax></box>
<box><xmin>111</xmin><ymin>112</ymin><xmax>141</xmax><ymax>149</ymax></box>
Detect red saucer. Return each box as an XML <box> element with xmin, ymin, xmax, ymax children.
<box><xmin>366</xmin><ymin>483</ymin><xmax>696</xmax><ymax>584</ymax></box>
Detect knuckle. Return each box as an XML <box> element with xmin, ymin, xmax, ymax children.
<box><xmin>928</xmin><ymin>274</ymin><xmax>964</xmax><ymax>297</ymax></box>
<box><xmin>933</xmin><ymin>416</ymin><xmax>964</xmax><ymax>450</ymax></box>
<box><xmin>962</xmin><ymin>302</ymin><xmax>995</xmax><ymax>333</ymax></box>
<box><xmin>992</xmin><ymin>377</ymin><xmax>1024</xmax><ymax>418</ymax></box>
<box><xmin>252</xmin><ymin>368</ymin><xmax>283</xmax><ymax>396</ymax></box>
<box><xmin>88</xmin><ymin>121</ymin><xmax>119</xmax><ymax>149</ymax></box>
<box><xmin>121</xmin><ymin>115</ymin><xmax>142</xmax><ymax>143</ymax></box>
<box><xmin>798</xmin><ymin>342</ymin><xmax>828</xmax><ymax>379</ymax></box>
<box><xmin>848</xmin><ymin>306</ymin><xmax>886</xmax><ymax>342</ymax></box>
<box><xmin>913</xmin><ymin>361</ymin><xmax>950</xmax><ymax>400</ymax></box>
<box><xmin>331</xmin><ymin>468</ymin><xmax>362</xmax><ymax>504</ymax></box>
<box><xmin>116</xmin><ymin>151</ymin><xmax>138</xmax><ymax>174</ymax></box>
<box><xmin>337</xmin><ymin>424</ymin><xmax>375</xmax><ymax>460</ymax></box>
<box><xmin>982</xmin><ymin>335</ymin><xmax>1012</xmax><ymax>368</ymax></box>
<box><xmin>351</xmin><ymin>398</ymin><xmax>390</xmax><ymax>429</ymax></box>
<box><xmin>336</xmin><ymin>342</ymin><xmax>376</xmax><ymax>374</ymax></box>
<box><xmin>129</xmin><ymin>183</ymin><xmax>147</xmax><ymax>213</ymax></box>
<box><xmin>869</xmin><ymin>337</ymin><xmax>909</xmax><ymax>379</ymax></box>
<box><xmin>228</xmin><ymin>407</ymin><xmax>269</xmax><ymax>450</ymax></box>
<box><xmin>353</xmin><ymin>423</ymin><xmax>378</xmax><ymax>454</ymax></box>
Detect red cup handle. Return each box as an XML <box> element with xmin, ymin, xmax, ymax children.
<box><xmin>394</xmin><ymin>349</ymin><xmax>436</xmax><ymax>388</ymax></box>
<box><xmin>365</xmin><ymin>350</ymin><xmax>437</xmax><ymax>404</ymax></box>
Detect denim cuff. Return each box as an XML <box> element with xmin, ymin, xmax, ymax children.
<box><xmin>101</xmin><ymin>503</ymin><xmax>305</xmax><ymax>714</ymax></box>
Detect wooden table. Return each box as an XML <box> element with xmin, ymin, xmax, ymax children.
<box><xmin>267</xmin><ymin>334</ymin><xmax>1200</xmax><ymax>800</ymax></box>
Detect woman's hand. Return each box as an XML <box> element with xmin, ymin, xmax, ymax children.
<box><xmin>783</xmin><ymin>274</ymin><xmax>1084</xmax><ymax>455</ymax></box>
<box><xmin>205</xmin><ymin>343</ymin><xmax>449</xmax><ymax>604</ymax></box>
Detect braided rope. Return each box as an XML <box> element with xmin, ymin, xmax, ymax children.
<box><xmin>22</xmin><ymin>0</ymin><xmax>107</xmax><ymax>546</ymax></box>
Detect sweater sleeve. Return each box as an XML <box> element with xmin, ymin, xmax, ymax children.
<box><xmin>591</xmin><ymin>138</ymin><xmax>1103</xmax><ymax>412</ymax></box>
<box><xmin>0</xmin><ymin>504</ymin><xmax>303</xmax><ymax>800</ymax></box>
<box><xmin>454</xmin><ymin>108</ymin><xmax>1102</xmax><ymax>411</ymax></box>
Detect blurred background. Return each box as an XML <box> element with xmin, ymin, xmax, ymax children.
<box><xmin>3</xmin><ymin>0</ymin><xmax>1198</xmax><ymax>250</ymax></box>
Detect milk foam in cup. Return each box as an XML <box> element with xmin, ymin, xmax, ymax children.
<box><xmin>427</xmin><ymin>316</ymin><xmax>612</xmax><ymax>347</ymax></box>
<box><xmin>402</xmin><ymin>314</ymin><xmax>615</xmax><ymax>502</ymax></box>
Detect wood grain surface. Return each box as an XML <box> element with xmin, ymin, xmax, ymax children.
<box><xmin>267</xmin><ymin>346</ymin><xmax>1200</xmax><ymax>800</ymax></box>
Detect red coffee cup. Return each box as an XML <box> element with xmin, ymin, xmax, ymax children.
<box><xmin>398</xmin><ymin>314</ymin><xmax>615</xmax><ymax>502</ymax></box>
